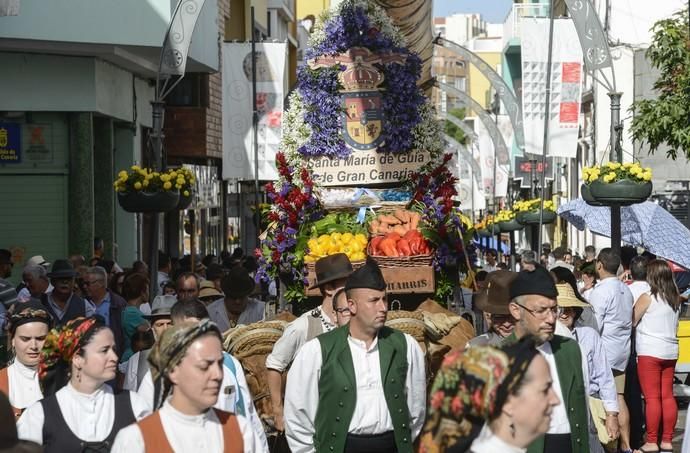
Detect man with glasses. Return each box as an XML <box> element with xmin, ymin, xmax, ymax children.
<box><xmin>83</xmin><ymin>265</ymin><xmax>127</xmax><ymax>355</ymax></box>
<box><xmin>588</xmin><ymin>248</ymin><xmax>634</xmax><ymax>453</ymax></box>
<box><xmin>40</xmin><ymin>259</ymin><xmax>95</xmax><ymax>326</ymax></box>
<box><xmin>332</xmin><ymin>288</ymin><xmax>352</xmax><ymax>327</ymax></box>
<box><xmin>506</xmin><ymin>266</ymin><xmax>589</xmax><ymax>453</ymax></box>
<box><xmin>468</xmin><ymin>270</ymin><xmax>517</xmax><ymax>347</ymax></box>
<box><xmin>265</xmin><ymin>253</ymin><xmax>353</xmax><ymax>432</ymax></box>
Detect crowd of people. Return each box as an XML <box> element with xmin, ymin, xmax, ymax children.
<box><xmin>0</xmin><ymin>240</ymin><xmax>686</xmax><ymax>453</ymax></box>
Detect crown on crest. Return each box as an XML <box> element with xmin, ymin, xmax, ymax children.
<box><xmin>340</xmin><ymin>60</ymin><xmax>384</xmax><ymax>91</ymax></box>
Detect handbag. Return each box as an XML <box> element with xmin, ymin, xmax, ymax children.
<box><xmin>588</xmin><ymin>396</ymin><xmax>617</xmax><ymax>449</ymax></box>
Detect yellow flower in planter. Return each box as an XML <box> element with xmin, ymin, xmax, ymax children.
<box><xmin>582</xmin><ymin>161</ymin><xmax>652</xmax><ymax>184</ymax></box>
<box><xmin>118</xmin><ymin>170</ymin><xmax>128</xmax><ymax>179</ymax></box>
<box><xmin>134</xmin><ymin>182</ymin><xmax>142</xmax><ymax>190</ymax></box>
<box><xmin>163</xmin><ymin>181</ymin><xmax>172</xmax><ymax>190</ymax></box>
<box><xmin>143</xmin><ymin>180</ymin><xmax>149</xmax><ymax>188</ymax></box>
<box><xmin>183</xmin><ymin>190</ymin><xmax>190</xmax><ymax>197</ymax></box>
<box><xmin>131</xmin><ymin>165</ymin><xmax>140</xmax><ymax>171</ymax></box>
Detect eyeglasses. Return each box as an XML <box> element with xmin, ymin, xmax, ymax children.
<box><xmin>514</xmin><ymin>302</ymin><xmax>561</xmax><ymax>319</ymax></box>
<box><xmin>334</xmin><ymin>307</ymin><xmax>351</xmax><ymax>314</ymax></box>
<box><xmin>82</xmin><ymin>280</ymin><xmax>102</xmax><ymax>286</ymax></box>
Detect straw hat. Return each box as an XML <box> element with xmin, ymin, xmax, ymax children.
<box><xmin>555</xmin><ymin>283</ymin><xmax>589</xmax><ymax>308</ymax></box>
<box><xmin>199</xmin><ymin>280</ymin><xmax>223</xmax><ymax>300</ymax></box>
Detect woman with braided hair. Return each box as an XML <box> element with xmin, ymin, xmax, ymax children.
<box><xmin>419</xmin><ymin>336</ymin><xmax>560</xmax><ymax>453</ymax></box>
<box><xmin>0</xmin><ymin>299</ymin><xmax>51</xmax><ymax>418</ymax></box>
<box><xmin>111</xmin><ymin>319</ymin><xmax>263</xmax><ymax>452</ymax></box>
<box><xmin>17</xmin><ymin>317</ymin><xmax>150</xmax><ymax>452</ymax></box>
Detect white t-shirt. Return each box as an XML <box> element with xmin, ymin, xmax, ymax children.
<box><xmin>628</xmin><ymin>280</ymin><xmax>651</xmax><ymax>305</ymax></box>
<box><xmin>636</xmin><ymin>294</ymin><xmax>680</xmax><ymax>360</ymax></box>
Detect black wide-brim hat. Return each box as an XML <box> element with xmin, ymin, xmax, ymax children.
<box><xmin>474</xmin><ymin>270</ymin><xmax>518</xmax><ymax>315</ymax></box>
<box><xmin>308</xmin><ymin>253</ymin><xmax>354</xmax><ymax>290</ymax></box>
<box><xmin>221</xmin><ymin>266</ymin><xmax>256</xmax><ymax>299</ymax></box>
<box><xmin>47</xmin><ymin>259</ymin><xmax>77</xmax><ymax>279</ymax></box>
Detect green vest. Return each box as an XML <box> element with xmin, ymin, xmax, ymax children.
<box><xmin>314</xmin><ymin>326</ymin><xmax>413</xmax><ymax>453</ymax></box>
<box><xmin>504</xmin><ymin>333</ymin><xmax>590</xmax><ymax>453</ymax></box>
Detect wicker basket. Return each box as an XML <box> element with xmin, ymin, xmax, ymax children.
<box><xmin>385</xmin><ymin>310</ymin><xmax>426</xmax><ymax>342</ymax></box>
<box><xmin>223</xmin><ymin>320</ymin><xmax>289</xmax><ymax>359</ymax></box>
<box><xmin>305</xmin><ymin>259</ymin><xmax>366</xmax><ymax>273</ymax></box>
<box><xmin>366</xmin><ymin>242</ymin><xmax>434</xmax><ymax>267</ymax></box>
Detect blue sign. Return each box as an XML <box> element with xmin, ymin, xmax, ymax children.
<box><xmin>0</xmin><ymin>123</ymin><xmax>21</xmax><ymax>164</ymax></box>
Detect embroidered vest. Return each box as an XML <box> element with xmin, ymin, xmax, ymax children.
<box><xmin>0</xmin><ymin>367</ymin><xmax>21</xmax><ymax>419</ymax></box>
<box><xmin>41</xmin><ymin>390</ymin><xmax>136</xmax><ymax>453</ymax></box>
<box><xmin>137</xmin><ymin>409</ymin><xmax>243</xmax><ymax>453</ymax></box>
<box><xmin>314</xmin><ymin>326</ymin><xmax>413</xmax><ymax>453</ymax></box>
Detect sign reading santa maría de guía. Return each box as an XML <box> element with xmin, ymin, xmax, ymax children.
<box><xmin>308</xmin><ymin>149</ymin><xmax>431</xmax><ymax>186</ymax></box>
<box><xmin>307</xmin><ymin>47</ymin><xmax>429</xmax><ymax>186</ymax></box>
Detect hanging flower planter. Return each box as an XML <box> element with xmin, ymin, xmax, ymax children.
<box><xmin>580</xmin><ymin>184</ymin><xmax>605</xmax><ymax>207</ymax></box>
<box><xmin>117</xmin><ymin>190</ymin><xmax>180</xmax><ymax>213</ymax></box>
<box><xmin>582</xmin><ymin>162</ymin><xmax>653</xmax><ymax>206</ymax></box>
<box><xmin>514</xmin><ymin>198</ymin><xmax>557</xmax><ymax>225</ymax></box>
<box><xmin>516</xmin><ymin>210</ymin><xmax>557</xmax><ymax>225</ymax></box>
<box><xmin>588</xmin><ymin>179</ymin><xmax>652</xmax><ymax>206</ymax></box>
<box><xmin>498</xmin><ymin>219</ymin><xmax>524</xmax><ymax>232</ymax></box>
<box><xmin>114</xmin><ymin>166</ymin><xmax>196</xmax><ymax>213</ymax></box>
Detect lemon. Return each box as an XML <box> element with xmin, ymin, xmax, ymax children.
<box><xmin>310</xmin><ymin>244</ymin><xmax>323</xmax><ymax>256</ymax></box>
<box><xmin>341</xmin><ymin>232</ymin><xmax>354</xmax><ymax>243</ymax></box>
<box><xmin>351</xmin><ymin>252</ymin><xmax>366</xmax><ymax>262</ymax></box>
<box><xmin>354</xmin><ymin>233</ymin><xmax>368</xmax><ymax>246</ymax></box>
<box><xmin>350</xmin><ymin>242</ymin><xmax>363</xmax><ymax>253</ymax></box>
<box><xmin>318</xmin><ymin>234</ymin><xmax>330</xmax><ymax>244</ymax></box>
<box><xmin>308</xmin><ymin>239</ymin><xmax>319</xmax><ymax>251</ymax></box>
<box><xmin>331</xmin><ymin>232</ymin><xmax>342</xmax><ymax>241</ymax></box>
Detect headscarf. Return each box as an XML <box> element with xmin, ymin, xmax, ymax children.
<box><xmin>38</xmin><ymin>317</ymin><xmax>100</xmax><ymax>395</ymax></box>
<box><xmin>148</xmin><ymin>319</ymin><xmax>222</xmax><ymax>409</ymax></box>
<box><xmin>418</xmin><ymin>336</ymin><xmax>540</xmax><ymax>453</ymax></box>
<box><xmin>7</xmin><ymin>299</ymin><xmax>51</xmax><ymax>336</ymax></box>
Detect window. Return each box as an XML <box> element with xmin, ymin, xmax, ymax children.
<box><xmin>166</xmin><ymin>74</ymin><xmax>208</xmax><ymax>108</ymax></box>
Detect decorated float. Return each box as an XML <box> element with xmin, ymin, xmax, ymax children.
<box><xmin>255</xmin><ymin>0</ymin><xmax>476</xmax><ymax>306</ymax></box>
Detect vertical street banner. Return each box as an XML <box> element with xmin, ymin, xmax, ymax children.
<box><xmin>520</xmin><ymin>18</ymin><xmax>583</xmax><ymax>158</ymax></box>
<box><xmin>476</xmin><ymin>118</ymin><xmax>510</xmax><ymax>198</ymax></box>
<box><xmin>222</xmin><ymin>42</ymin><xmax>287</xmax><ymax>181</ymax></box>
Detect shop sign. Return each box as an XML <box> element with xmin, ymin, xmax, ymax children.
<box><xmin>0</xmin><ymin>122</ymin><xmax>21</xmax><ymax>164</ymax></box>
<box><xmin>306</xmin><ymin>264</ymin><xmax>434</xmax><ymax>296</ymax></box>
<box><xmin>24</xmin><ymin>124</ymin><xmax>53</xmax><ymax>163</ymax></box>
<box><xmin>308</xmin><ymin>149</ymin><xmax>431</xmax><ymax>187</ymax></box>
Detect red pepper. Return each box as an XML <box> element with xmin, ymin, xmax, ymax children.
<box><xmin>397</xmin><ymin>238</ymin><xmax>411</xmax><ymax>256</ymax></box>
<box><xmin>369</xmin><ymin>236</ymin><xmax>384</xmax><ymax>254</ymax></box>
<box><xmin>379</xmin><ymin>238</ymin><xmax>398</xmax><ymax>257</ymax></box>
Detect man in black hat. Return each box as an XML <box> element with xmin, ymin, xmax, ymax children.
<box><xmin>506</xmin><ymin>267</ymin><xmax>589</xmax><ymax>453</ymax></box>
<box><xmin>41</xmin><ymin>259</ymin><xmax>94</xmax><ymax>326</ymax></box>
<box><xmin>206</xmin><ymin>266</ymin><xmax>264</xmax><ymax>331</ymax></box>
<box><xmin>467</xmin><ymin>270</ymin><xmax>518</xmax><ymax>347</ymax></box>
<box><xmin>284</xmin><ymin>258</ymin><xmax>426</xmax><ymax>453</ymax></box>
<box><xmin>266</xmin><ymin>253</ymin><xmax>354</xmax><ymax>432</ymax></box>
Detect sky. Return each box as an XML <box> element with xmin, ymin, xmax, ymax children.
<box><xmin>433</xmin><ymin>0</ymin><xmax>514</xmax><ymax>23</ymax></box>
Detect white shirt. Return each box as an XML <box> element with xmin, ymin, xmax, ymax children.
<box><xmin>111</xmin><ymin>400</ymin><xmax>263</xmax><ymax>453</ymax></box>
<box><xmin>537</xmin><ymin>341</ymin><xmax>571</xmax><ymax>434</ymax></box>
<box><xmin>588</xmin><ymin>276</ymin><xmax>634</xmax><ymax>371</ymax></box>
<box><xmin>265</xmin><ymin>307</ymin><xmax>335</xmax><ymax>372</ymax></box>
<box><xmin>581</xmin><ymin>287</ymin><xmax>593</xmax><ymax>302</ymax></box>
<box><xmin>17</xmin><ymin>383</ymin><xmax>151</xmax><ymax>444</ymax></box>
<box><xmin>157</xmin><ymin>271</ymin><xmax>170</xmax><ymax>295</ymax></box>
<box><xmin>206</xmin><ymin>297</ymin><xmax>266</xmax><ymax>332</ymax></box>
<box><xmin>628</xmin><ymin>280</ymin><xmax>651</xmax><ymax>305</ymax></box>
<box><xmin>123</xmin><ymin>352</ymin><xmax>268</xmax><ymax>451</ymax></box>
<box><xmin>636</xmin><ymin>294</ymin><xmax>680</xmax><ymax>360</ymax></box>
<box><xmin>284</xmin><ymin>332</ymin><xmax>426</xmax><ymax>453</ymax></box>
<box><xmin>470</xmin><ymin>424</ymin><xmax>526</xmax><ymax>453</ymax></box>
<box><xmin>17</xmin><ymin>284</ymin><xmax>53</xmax><ymax>303</ymax></box>
<box><xmin>7</xmin><ymin>361</ymin><xmax>42</xmax><ymax>410</ymax></box>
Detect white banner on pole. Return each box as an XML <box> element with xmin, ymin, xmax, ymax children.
<box><xmin>222</xmin><ymin>42</ymin><xmax>287</xmax><ymax>181</ymax></box>
<box><xmin>476</xmin><ymin>119</ymin><xmax>509</xmax><ymax>198</ymax></box>
<box><xmin>521</xmin><ymin>18</ymin><xmax>582</xmax><ymax>158</ymax></box>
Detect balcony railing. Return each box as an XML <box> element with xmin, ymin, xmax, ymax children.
<box><xmin>503</xmin><ymin>3</ymin><xmax>550</xmax><ymax>43</ymax></box>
